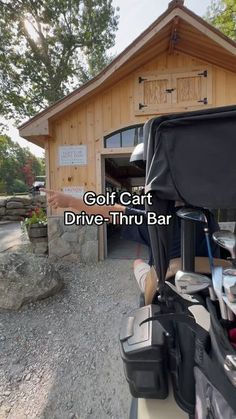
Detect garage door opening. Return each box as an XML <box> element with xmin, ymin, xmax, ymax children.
<box><xmin>104</xmin><ymin>155</ymin><xmax>149</xmax><ymax>260</ymax></box>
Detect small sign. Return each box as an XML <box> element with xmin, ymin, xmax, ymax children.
<box><xmin>63</xmin><ymin>186</ymin><xmax>85</xmax><ymax>198</ymax></box>
<box><xmin>59</xmin><ymin>145</ymin><xmax>87</xmax><ymax>166</ymax></box>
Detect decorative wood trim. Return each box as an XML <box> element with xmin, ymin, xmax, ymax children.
<box><xmin>96</xmin><ymin>152</ymin><xmax>104</xmax><ymax>260</ymax></box>
<box><xmin>169</xmin><ymin>17</ymin><xmax>180</xmax><ymax>54</ymax></box>
<box><xmin>177</xmin><ymin>9</ymin><xmax>236</xmax><ymax>56</ymax></box>
<box><xmin>100</xmin><ymin>147</ymin><xmax>134</xmax><ymax>156</ymax></box>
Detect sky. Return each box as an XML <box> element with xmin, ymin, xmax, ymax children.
<box><xmin>2</xmin><ymin>0</ymin><xmax>212</xmax><ymax>158</ymax></box>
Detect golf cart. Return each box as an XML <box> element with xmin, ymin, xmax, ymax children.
<box><xmin>119</xmin><ymin>105</ymin><xmax>236</xmax><ymax>419</ymax></box>
<box><xmin>30</xmin><ymin>176</ymin><xmax>46</xmax><ymax>196</ymax></box>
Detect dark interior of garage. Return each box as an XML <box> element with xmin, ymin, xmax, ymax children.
<box><xmin>105</xmin><ymin>156</ymin><xmax>149</xmax><ymax>260</ymax></box>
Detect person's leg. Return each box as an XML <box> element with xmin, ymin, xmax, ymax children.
<box><xmin>133</xmin><ymin>259</ymin><xmax>159</xmax><ymax>305</ymax></box>
<box><xmin>133</xmin><ymin>259</ymin><xmax>150</xmax><ymax>293</ymax></box>
<box><xmin>144</xmin><ymin>266</ymin><xmax>159</xmax><ymax>305</ymax></box>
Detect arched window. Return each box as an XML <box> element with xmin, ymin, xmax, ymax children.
<box><xmin>104</xmin><ymin>125</ymin><xmax>144</xmax><ymax>148</ymax></box>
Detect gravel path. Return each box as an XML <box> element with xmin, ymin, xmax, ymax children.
<box><xmin>0</xmin><ymin>259</ymin><xmax>140</xmax><ymax>419</ymax></box>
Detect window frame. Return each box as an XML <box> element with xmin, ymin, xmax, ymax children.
<box><xmin>104</xmin><ymin>124</ymin><xmax>144</xmax><ymax>148</ymax></box>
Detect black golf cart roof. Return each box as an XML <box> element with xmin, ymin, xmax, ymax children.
<box><xmin>145</xmin><ymin>105</ymin><xmax>236</xmax><ymax>209</ymax></box>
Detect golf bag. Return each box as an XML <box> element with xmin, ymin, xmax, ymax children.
<box><xmin>120</xmin><ymin>286</ymin><xmax>236</xmax><ymax>418</ymax></box>
<box><xmin>120</xmin><ymin>105</ymin><xmax>236</xmax><ymax>418</ymax></box>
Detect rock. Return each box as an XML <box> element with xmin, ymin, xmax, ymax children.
<box><xmin>31</xmin><ymin>242</ymin><xmax>48</xmax><ymax>255</ymax></box>
<box><xmin>81</xmin><ymin>241</ymin><xmax>98</xmax><ymax>263</ymax></box>
<box><xmin>0</xmin><ymin>253</ymin><xmax>63</xmax><ymax>310</ymax></box>
<box><xmin>25</xmin><ymin>373</ymin><xmax>31</xmax><ymax>381</ymax></box>
<box><xmin>6</xmin><ymin>201</ymin><xmax>24</xmax><ymax>209</ymax></box>
<box><xmin>49</xmin><ymin>237</ymin><xmax>71</xmax><ymax>258</ymax></box>
<box><xmin>85</xmin><ymin>226</ymin><xmax>98</xmax><ymax>241</ymax></box>
<box><xmin>67</xmin><ymin>400</ymin><xmax>73</xmax><ymax>409</ymax></box>
<box><xmin>61</xmin><ymin>232</ymin><xmax>79</xmax><ymax>243</ymax></box>
<box><xmin>48</xmin><ymin>218</ymin><xmax>61</xmax><ymax>239</ymax></box>
<box><xmin>8</xmin><ymin>197</ymin><xmax>32</xmax><ymax>205</ymax></box>
<box><xmin>0</xmin><ymin>207</ymin><xmax>6</xmax><ymax>216</ymax></box>
<box><xmin>62</xmin><ymin>254</ymin><xmax>81</xmax><ymax>262</ymax></box>
<box><xmin>60</xmin><ymin>218</ymin><xmax>80</xmax><ymax>233</ymax></box>
<box><xmin>3</xmin><ymin>391</ymin><xmax>11</xmax><ymax>397</ymax></box>
<box><xmin>6</xmin><ymin>209</ymin><xmax>28</xmax><ymax>216</ymax></box>
<box><xmin>1</xmin><ymin>216</ymin><xmax>23</xmax><ymax>221</ymax></box>
<box><xmin>0</xmin><ymin>199</ymin><xmax>6</xmax><ymax>207</ymax></box>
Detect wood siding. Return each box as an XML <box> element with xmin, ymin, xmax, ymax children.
<box><xmin>48</xmin><ymin>50</ymin><xmax>236</xmax><ymax>214</ymax></box>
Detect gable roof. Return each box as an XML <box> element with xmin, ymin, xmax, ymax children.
<box><xmin>19</xmin><ymin>0</ymin><xmax>236</xmax><ymax>146</ymax></box>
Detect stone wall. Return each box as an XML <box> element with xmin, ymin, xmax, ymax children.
<box><xmin>48</xmin><ymin>216</ymin><xmax>98</xmax><ymax>263</ymax></box>
<box><xmin>0</xmin><ymin>196</ymin><xmax>46</xmax><ymax>221</ymax></box>
<box><xmin>0</xmin><ymin>197</ymin><xmax>99</xmax><ymax>263</ymax></box>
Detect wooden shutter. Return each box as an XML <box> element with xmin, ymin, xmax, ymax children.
<box><xmin>172</xmin><ymin>69</ymin><xmax>212</xmax><ymax>107</ymax></box>
<box><xmin>135</xmin><ymin>73</ymin><xmax>172</xmax><ymax>113</ymax></box>
<box><xmin>134</xmin><ymin>68</ymin><xmax>212</xmax><ymax>115</ymax></box>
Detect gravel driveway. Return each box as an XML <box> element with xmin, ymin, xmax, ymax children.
<box><xmin>0</xmin><ymin>259</ymin><xmax>139</xmax><ymax>419</ymax></box>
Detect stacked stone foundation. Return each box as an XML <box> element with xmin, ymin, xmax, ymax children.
<box><xmin>0</xmin><ymin>196</ymin><xmax>46</xmax><ymax>221</ymax></box>
<box><xmin>48</xmin><ymin>216</ymin><xmax>98</xmax><ymax>263</ymax></box>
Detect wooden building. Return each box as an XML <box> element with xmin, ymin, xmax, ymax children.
<box><xmin>19</xmin><ymin>0</ymin><xmax>236</xmax><ymax>261</ymax></box>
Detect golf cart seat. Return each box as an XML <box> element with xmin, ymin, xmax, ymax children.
<box><xmin>144</xmin><ymin>257</ymin><xmax>232</xmax><ymax>306</ymax></box>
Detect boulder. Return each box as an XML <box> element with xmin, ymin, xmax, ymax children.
<box><xmin>0</xmin><ymin>253</ymin><xmax>63</xmax><ymax>309</ymax></box>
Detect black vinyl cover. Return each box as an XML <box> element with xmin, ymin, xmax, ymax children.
<box><xmin>145</xmin><ymin>105</ymin><xmax>236</xmax><ymax>207</ymax></box>
<box><xmin>145</xmin><ymin>105</ymin><xmax>236</xmax><ymax>286</ymax></box>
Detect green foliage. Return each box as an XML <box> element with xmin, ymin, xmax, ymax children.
<box><xmin>0</xmin><ymin>134</ymin><xmax>45</xmax><ymax>193</ymax></box>
<box><xmin>0</xmin><ymin>180</ymin><xmax>7</xmax><ymax>194</ymax></box>
<box><xmin>23</xmin><ymin>207</ymin><xmax>47</xmax><ymax>228</ymax></box>
<box><xmin>0</xmin><ymin>0</ymin><xmax>119</xmax><ymax>122</ymax></box>
<box><xmin>206</xmin><ymin>0</ymin><xmax>236</xmax><ymax>40</ymax></box>
<box><xmin>11</xmin><ymin>179</ymin><xmax>28</xmax><ymax>192</ymax></box>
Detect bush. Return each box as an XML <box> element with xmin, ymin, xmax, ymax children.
<box><xmin>11</xmin><ymin>179</ymin><xmax>28</xmax><ymax>193</ymax></box>
<box><xmin>0</xmin><ymin>180</ymin><xmax>6</xmax><ymax>194</ymax></box>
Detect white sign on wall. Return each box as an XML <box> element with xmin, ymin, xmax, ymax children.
<box><xmin>63</xmin><ymin>186</ymin><xmax>85</xmax><ymax>198</ymax></box>
<box><xmin>59</xmin><ymin>145</ymin><xmax>87</xmax><ymax>166</ymax></box>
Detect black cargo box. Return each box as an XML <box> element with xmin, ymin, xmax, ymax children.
<box><xmin>119</xmin><ymin>304</ymin><xmax>169</xmax><ymax>399</ymax></box>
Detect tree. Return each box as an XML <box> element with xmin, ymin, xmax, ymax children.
<box><xmin>0</xmin><ymin>134</ymin><xmax>45</xmax><ymax>193</ymax></box>
<box><xmin>0</xmin><ymin>0</ymin><xmax>119</xmax><ymax>122</ymax></box>
<box><xmin>206</xmin><ymin>0</ymin><xmax>236</xmax><ymax>40</ymax></box>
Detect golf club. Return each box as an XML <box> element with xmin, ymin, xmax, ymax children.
<box><xmin>165</xmin><ymin>281</ymin><xmax>211</xmax><ymax>332</ymax></box>
<box><xmin>177</xmin><ymin>207</ymin><xmax>214</xmax><ymax>272</ymax></box>
<box><xmin>213</xmin><ymin>230</ymin><xmax>236</xmax><ymax>266</ymax></box>
<box><xmin>223</xmin><ymin>269</ymin><xmax>236</xmax><ymax>303</ymax></box>
<box><xmin>212</xmin><ymin>266</ymin><xmax>228</xmax><ymax>320</ymax></box>
<box><xmin>165</xmin><ymin>280</ymin><xmax>200</xmax><ymax>303</ymax></box>
<box><xmin>175</xmin><ymin>270</ymin><xmax>212</xmax><ymax>295</ymax></box>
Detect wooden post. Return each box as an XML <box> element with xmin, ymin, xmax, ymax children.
<box><xmin>44</xmin><ymin>138</ymin><xmax>52</xmax><ymax>216</ymax></box>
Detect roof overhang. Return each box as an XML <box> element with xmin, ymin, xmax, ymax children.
<box><xmin>19</xmin><ymin>2</ymin><xmax>236</xmax><ymax>146</ymax></box>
